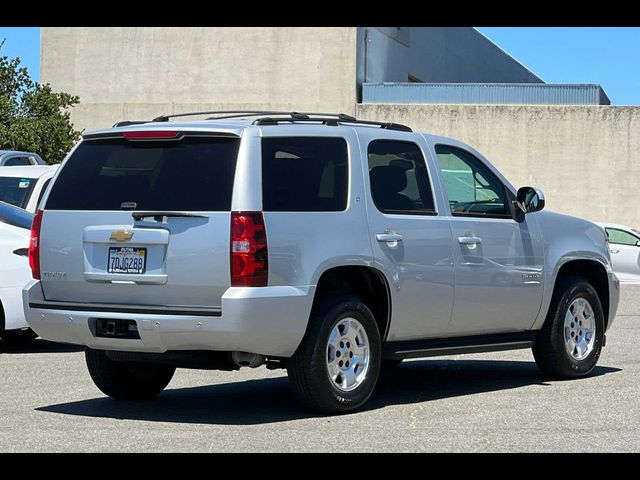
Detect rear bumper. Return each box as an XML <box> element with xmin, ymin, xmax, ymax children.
<box><xmin>23</xmin><ymin>281</ymin><xmax>315</xmax><ymax>357</ymax></box>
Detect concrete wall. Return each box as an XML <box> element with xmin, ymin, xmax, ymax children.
<box><xmin>42</xmin><ymin>27</ymin><xmax>547</xmax><ymax>132</ymax></box>
<box><xmin>42</xmin><ymin>27</ymin><xmax>637</xmax><ymax>227</ymax></box>
<box><xmin>42</xmin><ymin>27</ymin><xmax>358</xmax><ymax>131</ymax></box>
<box><xmin>355</xmin><ymin>27</ymin><xmax>542</xmax><ymax>96</ymax></box>
<box><xmin>357</xmin><ymin>104</ymin><xmax>640</xmax><ymax>227</ymax></box>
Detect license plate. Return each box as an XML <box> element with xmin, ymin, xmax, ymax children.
<box><xmin>107</xmin><ymin>247</ymin><xmax>147</xmax><ymax>274</ymax></box>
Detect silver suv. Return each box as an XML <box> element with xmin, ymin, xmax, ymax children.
<box><xmin>23</xmin><ymin>111</ymin><xmax>620</xmax><ymax>413</ymax></box>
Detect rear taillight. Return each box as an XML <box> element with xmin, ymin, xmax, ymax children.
<box><xmin>230</xmin><ymin>211</ymin><xmax>268</xmax><ymax>287</ymax></box>
<box><xmin>28</xmin><ymin>209</ymin><xmax>43</xmax><ymax>280</ymax></box>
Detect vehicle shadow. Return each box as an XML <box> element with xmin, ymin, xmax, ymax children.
<box><xmin>36</xmin><ymin>359</ymin><xmax>621</xmax><ymax>425</ymax></box>
<box><xmin>0</xmin><ymin>339</ymin><xmax>83</xmax><ymax>354</ymax></box>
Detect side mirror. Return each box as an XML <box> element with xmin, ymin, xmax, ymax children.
<box><xmin>636</xmin><ymin>240</ymin><xmax>640</xmax><ymax>247</ymax></box>
<box><xmin>516</xmin><ymin>186</ymin><xmax>545</xmax><ymax>214</ymax></box>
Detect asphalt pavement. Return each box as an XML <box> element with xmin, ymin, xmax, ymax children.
<box><xmin>1</xmin><ymin>285</ymin><xmax>638</xmax><ymax>452</ymax></box>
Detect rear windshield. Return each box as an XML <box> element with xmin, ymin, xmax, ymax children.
<box><xmin>46</xmin><ymin>136</ymin><xmax>240</xmax><ymax>211</ymax></box>
<box><xmin>0</xmin><ymin>177</ymin><xmax>37</xmax><ymax>209</ymax></box>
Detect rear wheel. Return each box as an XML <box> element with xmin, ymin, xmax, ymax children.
<box><xmin>287</xmin><ymin>294</ymin><xmax>381</xmax><ymax>414</ymax></box>
<box><xmin>85</xmin><ymin>348</ymin><xmax>175</xmax><ymax>399</ymax></box>
<box><xmin>533</xmin><ymin>276</ymin><xmax>605</xmax><ymax>378</ymax></box>
<box><xmin>0</xmin><ymin>328</ymin><xmax>37</xmax><ymax>344</ymax></box>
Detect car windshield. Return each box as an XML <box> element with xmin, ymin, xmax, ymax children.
<box><xmin>0</xmin><ymin>176</ymin><xmax>37</xmax><ymax>209</ymax></box>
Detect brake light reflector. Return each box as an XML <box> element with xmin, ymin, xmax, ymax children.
<box><xmin>230</xmin><ymin>211</ymin><xmax>268</xmax><ymax>287</ymax></box>
<box><xmin>28</xmin><ymin>209</ymin><xmax>43</xmax><ymax>279</ymax></box>
<box><xmin>122</xmin><ymin>131</ymin><xmax>180</xmax><ymax>140</ymax></box>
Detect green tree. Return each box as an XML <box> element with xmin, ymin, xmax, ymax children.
<box><xmin>0</xmin><ymin>39</ymin><xmax>80</xmax><ymax>164</ymax></box>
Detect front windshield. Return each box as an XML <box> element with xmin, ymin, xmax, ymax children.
<box><xmin>0</xmin><ymin>176</ymin><xmax>37</xmax><ymax>209</ymax></box>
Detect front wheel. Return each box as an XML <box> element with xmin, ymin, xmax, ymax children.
<box><xmin>532</xmin><ymin>276</ymin><xmax>605</xmax><ymax>378</ymax></box>
<box><xmin>85</xmin><ymin>348</ymin><xmax>175</xmax><ymax>399</ymax></box>
<box><xmin>287</xmin><ymin>294</ymin><xmax>381</xmax><ymax>414</ymax></box>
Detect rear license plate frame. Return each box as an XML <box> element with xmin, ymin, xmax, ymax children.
<box><xmin>107</xmin><ymin>247</ymin><xmax>147</xmax><ymax>274</ymax></box>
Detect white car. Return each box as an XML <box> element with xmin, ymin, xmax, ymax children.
<box><xmin>597</xmin><ymin>222</ymin><xmax>640</xmax><ymax>283</ymax></box>
<box><xmin>0</xmin><ymin>166</ymin><xmax>59</xmax><ymax>213</ymax></box>
<box><xmin>0</xmin><ymin>166</ymin><xmax>58</xmax><ymax>342</ymax></box>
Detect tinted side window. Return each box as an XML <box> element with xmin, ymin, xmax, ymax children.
<box><xmin>367</xmin><ymin>140</ymin><xmax>435</xmax><ymax>215</ymax></box>
<box><xmin>46</xmin><ymin>136</ymin><xmax>240</xmax><ymax>211</ymax></box>
<box><xmin>262</xmin><ymin>137</ymin><xmax>348</xmax><ymax>212</ymax></box>
<box><xmin>435</xmin><ymin>145</ymin><xmax>508</xmax><ymax>217</ymax></box>
<box><xmin>606</xmin><ymin>228</ymin><xmax>640</xmax><ymax>246</ymax></box>
<box><xmin>4</xmin><ymin>157</ymin><xmax>31</xmax><ymax>166</ymax></box>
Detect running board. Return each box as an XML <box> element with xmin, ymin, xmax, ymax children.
<box><xmin>383</xmin><ymin>331</ymin><xmax>537</xmax><ymax>360</ymax></box>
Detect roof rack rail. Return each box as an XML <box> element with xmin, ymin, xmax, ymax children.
<box><xmin>206</xmin><ymin>111</ymin><xmax>358</xmax><ymax>121</ymax></box>
<box><xmin>140</xmin><ymin>110</ymin><xmax>413</xmax><ymax>132</ymax></box>
<box><xmin>253</xmin><ymin>116</ymin><xmax>413</xmax><ymax>132</ymax></box>
<box><xmin>112</xmin><ymin>120</ymin><xmax>150</xmax><ymax>128</ymax></box>
<box><xmin>154</xmin><ymin>110</ymin><xmax>286</xmax><ymax>122</ymax></box>
<box><xmin>152</xmin><ymin>110</ymin><xmax>356</xmax><ymax>122</ymax></box>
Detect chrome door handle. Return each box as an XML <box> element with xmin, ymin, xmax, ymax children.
<box><xmin>610</xmin><ymin>249</ymin><xmax>620</xmax><ymax>254</ymax></box>
<box><xmin>376</xmin><ymin>232</ymin><xmax>403</xmax><ymax>243</ymax></box>
<box><xmin>458</xmin><ymin>236</ymin><xmax>482</xmax><ymax>245</ymax></box>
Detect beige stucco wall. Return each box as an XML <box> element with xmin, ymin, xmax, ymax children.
<box><xmin>40</xmin><ymin>28</ymin><xmax>639</xmax><ymax>227</ymax></box>
<box><xmin>42</xmin><ymin>27</ymin><xmax>357</xmax><ymax>131</ymax></box>
<box><xmin>357</xmin><ymin>104</ymin><xmax>640</xmax><ymax>227</ymax></box>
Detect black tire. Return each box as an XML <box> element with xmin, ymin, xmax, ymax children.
<box><xmin>0</xmin><ymin>328</ymin><xmax>38</xmax><ymax>344</ymax></box>
<box><xmin>532</xmin><ymin>276</ymin><xmax>605</xmax><ymax>379</ymax></box>
<box><xmin>85</xmin><ymin>348</ymin><xmax>175</xmax><ymax>399</ymax></box>
<box><xmin>381</xmin><ymin>359</ymin><xmax>403</xmax><ymax>370</ymax></box>
<box><xmin>287</xmin><ymin>294</ymin><xmax>381</xmax><ymax>414</ymax></box>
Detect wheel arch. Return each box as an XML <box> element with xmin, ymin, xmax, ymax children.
<box><xmin>309</xmin><ymin>265</ymin><xmax>392</xmax><ymax>342</ymax></box>
<box><xmin>551</xmin><ymin>259</ymin><xmax>610</xmax><ymax>328</ymax></box>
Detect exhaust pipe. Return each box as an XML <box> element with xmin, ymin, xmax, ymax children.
<box><xmin>231</xmin><ymin>351</ymin><xmax>266</xmax><ymax>368</ymax></box>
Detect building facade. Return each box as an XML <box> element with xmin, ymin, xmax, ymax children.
<box><xmin>41</xmin><ymin>27</ymin><xmax>542</xmax><ymax>131</ymax></box>
<box><xmin>41</xmin><ymin>27</ymin><xmax>639</xmax><ymax>227</ymax></box>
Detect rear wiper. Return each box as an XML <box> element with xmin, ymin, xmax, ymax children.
<box><xmin>132</xmin><ymin>211</ymin><xmax>208</xmax><ymax>222</ymax></box>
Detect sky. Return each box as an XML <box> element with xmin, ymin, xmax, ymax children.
<box><xmin>1</xmin><ymin>27</ymin><xmax>639</xmax><ymax>105</ymax></box>
<box><xmin>0</xmin><ymin>27</ymin><xmax>40</xmax><ymax>80</ymax></box>
<box><xmin>476</xmin><ymin>27</ymin><xmax>640</xmax><ymax>105</ymax></box>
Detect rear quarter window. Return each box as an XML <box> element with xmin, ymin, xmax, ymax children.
<box><xmin>261</xmin><ymin>137</ymin><xmax>348</xmax><ymax>212</ymax></box>
<box><xmin>45</xmin><ymin>136</ymin><xmax>240</xmax><ymax>211</ymax></box>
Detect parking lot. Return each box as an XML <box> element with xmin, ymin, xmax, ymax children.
<box><xmin>0</xmin><ymin>285</ymin><xmax>637</xmax><ymax>453</ymax></box>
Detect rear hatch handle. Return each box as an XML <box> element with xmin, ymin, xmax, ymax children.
<box><xmin>132</xmin><ymin>211</ymin><xmax>208</xmax><ymax>222</ymax></box>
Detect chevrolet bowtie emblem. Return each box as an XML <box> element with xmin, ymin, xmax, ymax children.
<box><xmin>110</xmin><ymin>230</ymin><xmax>134</xmax><ymax>242</ymax></box>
